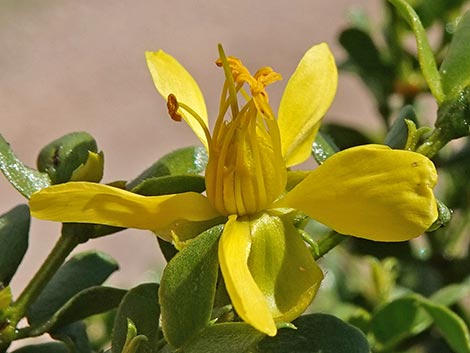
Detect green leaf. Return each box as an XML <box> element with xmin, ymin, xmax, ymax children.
<box><xmin>388</xmin><ymin>0</ymin><xmax>445</xmax><ymax>103</ymax></box>
<box><xmin>158</xmin><ymin>237</ymin><xmax>178</xmax><ymax>262</ymax></box>
<box><xmin>51</xmin><ymin>321</ymin><xmax>92</xmax><ymax>353</ymax></box>
<box><xmin>112</xmin><ymin>283</ymin><xmax>160</xmax><ymax>353</ymax></box>
<box><xmin>420</xmin><ymin>299</ymin><xmax>470</xmax><ymax>353</ymax></box>
<box><xmin>39</xmin><ymin>286</ymin><xmax>126</xmax><ymax>333</ymax></box>
<box><xmin>0</xmin><ymin>205</ymin><xmax>30</xmax><ymax>285</ymax></box>
<box><xmin>61</xmin><ymin>222</ymin><xmax>124</xmax><ymax>241</ymax></box>
<box><xmin>371</xmin><ymin>293</ymin><xmax>470</xmax><ymax>351</ymax></box>
<box><xmin>28</xmin><ymin>251</ymin><xmax>119</xmax><ymax>325</ymax></box>
<box><xmin>177</xmin><ymin>322</ymin><xmax>264</xmax><ymax>353</ymax></box>
<box><xmin>312</xmin><ymin>131</ymin><xmax>339</xmax><ymax>164</ymax></box>
<box><xmin>127</xmin><ymin>146</ymin><xmax>208</xmax><ymax>190</ymax></box>
<box><xmin>385</xmin><ymin>105</ymin><xmax>418</xmax><ymax>149</ymax></box>
<box><xmin>37</xmin><ymin>132</ymin><xmax>100</xmax><ymax>184</ymax></box>
<box><xmin>11</xmin><ymin>342</ymin><xmax>68</xmax><ymax>353</ymax></box>
<box><xmin>320</xmin><ymin>123</ymin><xmax>373</xmax><ymax>150</ymax></box>
<box><xmin>339</xmin><ymin>28</ymin><xmax>394</xmax><ymax>115</ymax></box>
<box><xmin>439</xmin><ymin>11</ymin><xmax>470</xmax><ymax>98</ymax></box>
<box><xmin>160</xmin><ymin>225</ymin><xmax>223</xmax><ymax>348</ymax></box>
<box><xmin>370</xmin><ymin>296</ymin><xmax>423</xmax><ymax>348</ymax></box>
<box><xmin>131</xmin><ymin>175</ymin><xmax>206</xmax><ymax>196</ymax></box>
<box><xmin>430</xmin><ymin>280</ymin><xmax>470</xmax><ymax>306</ymax></box>
<box><xmin>257</xmin><ymin>313</ymin><xmax>370</xmax><ymax>353</ymax></box>
<box><xmin>0</xmin><ymin>134</ymin><xmax>51</xmax><ymax>198</ymax></box>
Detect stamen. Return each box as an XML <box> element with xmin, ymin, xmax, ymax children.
<box><xmin>217</xmin><ymin>44</ymin><xmax>239</xmax><ymax>118</ymax></box>
<box><xmin>167</xmin><ymin>94</ymin><xmax>213</xmax><ymax>151</ymax></box>
<box><xmin>167</xmin><ymin>93</ymin><xmax>183</xmax><ymax>122</ymax></box>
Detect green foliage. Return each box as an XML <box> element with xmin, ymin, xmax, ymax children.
<box><xmin>257</xmin><ymin>314</ymin><xmax>370</xmax><ymax>353</ymax></box>
<box><xmin>112</xmin><ymin>283</ymin><xmax>160</xmax><ymax>353</ymax></box>
<box><xmin>385</xmin><ymin>105</ymin><xmax>418</xmax><ymax>149</ymax></box>
<box><xmin>44</xmin><ymin>286</ymin><xmax>126</xmax><ymax>333</ymax></box>
<box><xmin>159</xmin><ymin>225</ymin><xmax>222</xmax><ymax>348</ymax></box>
<box><xmin>131</xmin><ymin>175</ymin><xmax>206</xmax><ymax>196</ymax></box>
<box><xmin>370</xmin><ymin>293</ymin><xmax>470</xmax><ymax>352</ymax></box>
<box><xmin>37</xmin><ymin>132</ymin><xmax>103</xmax><ymax>184</ymax></box>
<box><xmin>439</xmin><ymin>11</ymin><xmax>470</xmax><ymax>98</ymax></box>
<box><xmin>11</xmin><ymin>342</ymin><xmax>68</xmax><ymax>353</ymax></box>
<box><xmin>177</xmin><ymin>323</ymin><xmax>263</xmax><ymax>353</ymax></box>
<box><xmin>0</xmin><ymin>134</ymin><xmax>51</xmax><ymax>198</ymax></box>
<box><xmin>126</xmin><ymin>146</ymin><xmax>208</xmax><ymax>190</ymax></box>
<box><xmin>27</xmin><ymin>251</ymin><xmax>119</xmax><ymax>325</ymax></box>
<box><xmin>0</xmin><ymin>205</ymin><xmax>29</xmax><ymax>285</ymax></box>
<box><xmin>388</xmin><ymin>0</ymin><xmax>444</xmax><ymax>103</ymax></box>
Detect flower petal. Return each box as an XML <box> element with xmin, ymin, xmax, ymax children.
<box><xmin>248</xmin><ymin>213</ymin><xmax>323</xmax><ymax>323</ymax></box>
<box><xmin>30</xmin><ymin>182</ymin><xmax>219</xmax><ymax>233</ymax></box>
<box><xmin>146</xmin><ymin>50</ymin><xmax>209</xmax><ymax>148</ymax></box>
<box><xmin>278</xmin><ymin>43</ymin><xmax>338</xmax><ymax>167</ymax></box>
<box><xmin>275</xmin><ymin>145</ymin><xmax>438</xmax><ymax>241</ymax></box>
<box><xmin>218</xmin><ymin>215</ymin><xmax>277</xmax><ymax>336</ymax></box>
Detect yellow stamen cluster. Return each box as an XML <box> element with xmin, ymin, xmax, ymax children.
<box><xmin>206</xmin><ymin>55</ymin><xmax>286</xmax><ymax>216</ymax></box>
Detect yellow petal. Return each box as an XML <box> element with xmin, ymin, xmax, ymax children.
<box><xmin>146</xmin><ymin>50</ymin><xmax>209</xmax><ymax>148</ymax></box>
<box><xmin>30</xmin><ymin>182</ymin><xmax>219</xmax><ymax>232</ymax></box>
<box><xmin>278</xmin><ymin>43</ymin><xmax>338</xmax><ymax>167</ymax></box>
<box><xmin>248</xmin><ymin>213</ymin><xmax>324</xmax><ymax>323</ymax></box>
<box><xmin>275</xmin><ymin>145</ymin><xmax>438</xmax><ymax>241</ymax></box>
<box><xmin>218</xmin><ymin>215</ymin><xmax>277</xmax><ymax>336</ymax></box>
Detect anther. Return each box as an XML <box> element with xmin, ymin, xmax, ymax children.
<box><xmin>167</xmin><ymin>94</ymin><xmax>183</xmax><ymax>122</ymax></box>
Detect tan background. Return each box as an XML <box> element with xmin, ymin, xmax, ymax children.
<box><xmin>1</xmin><ymin>0</ymin><xmax>383</xmax><ymax>294</ymax></box>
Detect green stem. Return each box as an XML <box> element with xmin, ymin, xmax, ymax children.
<box><xmin>1</xmin><ymin>233</ymin><xmax>79</xmax><ymax>346</ymax></box>
<box><xmin>314</xmin><ymin>231</ymin><xmax>347</xmax><ymax>260</ymax></box>
<box><xmin>416</xmin><ymin>128</ymin><xmax>449</xmax><ymax>158</ymax></box>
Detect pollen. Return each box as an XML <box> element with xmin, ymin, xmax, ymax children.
<box><xmin>167</xmin><ymin>94</ymin><xmax>183</xmax><ymax>122</ymax></box>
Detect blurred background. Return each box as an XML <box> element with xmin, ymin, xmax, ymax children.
<box><xmin>0</xmin><ymin>0</ymin><xmax>383</xmax><ymax>294</ymax></box>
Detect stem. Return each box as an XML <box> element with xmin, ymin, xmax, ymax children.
<box><xmin>314</xmin><ymin>231</ymin><xmax>347</xmax><ymax>260</ymax></box>
<box><xmin>1</xmin><ymin>233</ymin><xmax>79</xmax><ymax>345</ymax></box>
<box><xmin>416</xmin><ymin>128</ymin><xmax>449</xmax><ymax>158</ymax></box>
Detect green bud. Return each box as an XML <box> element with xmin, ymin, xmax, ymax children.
<box><xmin>121</xmin><ymin>319</ymin><xmax>148</xmax><ymax>353</ymax></box>
<box><xmin>435</xmin><ymin>86</ymin><xmax>470</xmax><ymax>140</ymax></box>
<box><xmin>427</xmin><ymin>199</ymin><xmax>452</xmax><ymax>232</ymax></box>
<box><xmin>37</xmin><ymin>132</ymin><xmax>103</xmax><ymax>184</ymax></box>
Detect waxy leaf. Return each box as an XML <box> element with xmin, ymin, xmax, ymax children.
<box><xmin>160</xmin><ymin>225</ymin><xmax>223</xmax><ymax>348</ymax></box>
<box><xmin>131</xmin><ymin>175</ymin><xmax>205</xmax><ymax>196</ymax></box>
<box><xmin>389</xmin><ymin>0</ymin><xmax>445</xmax><ymax>103</ymax></box>
<box><xmin>37</xmin><ymin>132</ymin><xmax>100</xmax><ymax>184</ymax></box>
<box><xmin>420</xmin><ymin>300</ymin><xmax>470</xmax><ymax>353</ymax></box>
<box><xmin>257</xmin><ymin>313</ymin><xmax>370</xmax><ymax>353</ymax></box>
<box><xmin>370</xmin><ymin>296</ymin><xmax>421</xmax><ymax>348</ymax></box>
<box><xmin>178</xmin><ymin>322</ymin><xmax>264</xmax><ymax>353</ymax></box>
<box><xmin>0</xmin><ymin>205</ymin><xmax>29</xmax><ymax>285</ymax></box>
<box><xmin>28</xmin><ymin>251</ymin><xmax>119</xmax><ymax>325</ymax></box>
<box><xmin>385</xmin><ymin>105</ymin><xmax>418</xmax><ymax>149</ymax></box>
<box><xmin>11</xmin><ymin>342</ymin><xmax>68</xmax><ymax>353</ymax></box>
<box><xmin>371</xmin><ymin>293</ymin><xmax>470</xmax><ymax>351</ymax></box>
<box><xmin>439</xmin><ymin>11</ymin><xmax>470</xmax><ymax>98</ymax></box>
<box><xmin>127</xmin><ymin>146</ymin><xmax>208</xmax><ymax>190</ymax></box>
<box><xmin>312</xmin><ymin>131</ymin><xmax>339</xmax><ymax>164</ymax></box>
<box><xmin>40</xmin><ymin>286</ymin><xmax>126</xmax><ymax>333</ymax></box>
<box><xmin>0</xmin><ymin>134</ymin><xmax>51</xmax><ymax>198</ymax></box>
<box><xmin>112</xmin><ymin>283</ymin><xmax>160</xmax><ymax>353</ymax></box>
<box><xmin>51</xmin><ymin>321</ymin><xmax>92</xmax><ymax>353</ymax></box>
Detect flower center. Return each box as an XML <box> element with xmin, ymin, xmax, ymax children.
<box><xmin>205</xmin><ymin>46</ymin><xmax>287</xmax><ymax>216</ymax></box>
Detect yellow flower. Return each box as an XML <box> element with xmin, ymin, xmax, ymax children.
<box><xmin>29</xmin><ymin>44</ymin><xmax>438</xmax><ymax>336</ymax></box>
